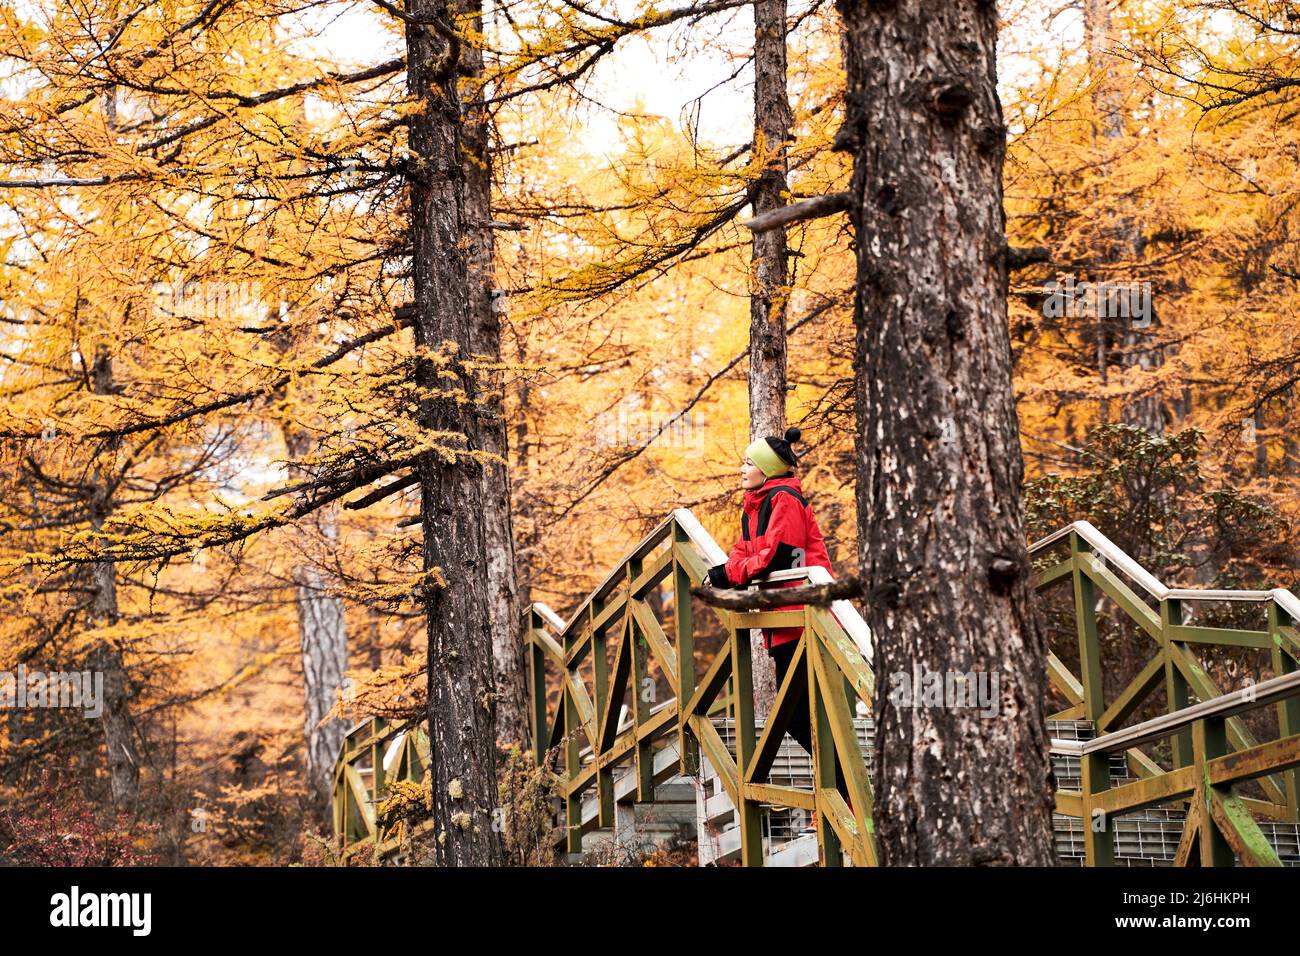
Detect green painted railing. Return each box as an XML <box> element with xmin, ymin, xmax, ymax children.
<box><xmin>331</xmin><ymin>512</ymin><xmax>1300</xmax><ymax>866</ymax></box>
<box><xmin>1034</xmin><ymin>521</ymin><xmax>1300</xmax><ymax>865</ymax></box>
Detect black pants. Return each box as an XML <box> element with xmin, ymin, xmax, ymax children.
<box><xmin>767</xmin><ymin>637</ymin><xmax>849</xmax><ymax>800</ymax></box>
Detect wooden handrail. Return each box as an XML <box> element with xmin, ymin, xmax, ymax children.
<box><xmin>1029</xmin><ymin>519</ymin><xmax>1300</xmax><ymax>622</ymax></box>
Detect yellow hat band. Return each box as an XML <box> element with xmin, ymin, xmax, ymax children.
<box><xmin>745</xmin><ymin>438</ymin><xmax>790</xmax><ymax>478</ymax></box>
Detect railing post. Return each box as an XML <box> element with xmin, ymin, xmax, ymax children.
<box><xmin>629</xmin><ymin>555</ymin><xmax>654</xmax><ymax>801</ymax></box>
<box><xmin>1069</xmin><ymin>532</ymin><xmax>1104</xmax><ymax>724</ymax></box>
<box><xmin>1080</xmin><ymin>743</ymin><xmax>1114</xmax><ymax>867</ymax></box>
<box><xmin>562</xmin><ymin>635</ymin><xmax>583</xmax><ymax>855</ymax></box>
<box><xmin>808</xmin><ymin>623</ymin><xmax>844</xmax><ymax>867</ymax></box>
<box><xmin>528</xmin><ymin>608</ymin><xmax>547</xmax><ymax>765</ymax></box>
<box><xmin>673</xmin><ymin>524</ymin><xmax>699</xmax><ymax>776</ymax></box>
<box><xmin>592</xmin><ymin>594</ymin><xmax>614</xmax><ymax>829</ymax></box>
<box><xmin>1162</xmin><ymin>598</ymin><xmax>1193</xmax><ymax>769</ymax></box>
<box><xmin>371</xmin><ymin>718</ymin><xmax>385</xmax><ymax>848</ymax></box>
<box><xmin>1268</xmin><ymin>602</ymin><xmax>1300</xmax><ymax>819</ymax></box>
<box><xmin>1194</xmin><ymin>716</ymin><xmax>1235</xmax><ymax>866</ymax></box>
<box><xmin>730</xmin><ymin>622</ymin><xmax>764</xmax><ymax>866</ymax></box>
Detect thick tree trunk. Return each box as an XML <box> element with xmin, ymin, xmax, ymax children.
<box><xmin>407</xmin><ymin>0</ymin><xmax>504</xmax><ymax>865</ymax></box>
<box><xmin>836</xmin><ymin>0</ymin><xmax>1056</xmax><ymax>865</ymax></box>
<box><xmin>456</xmin><ymin>0</ymin><xmax>528</xmax><ymax>749</ymax></box>
<box><xmin>746</xmin><ymin>0</ymin><xmax>793</xmax><ymax>718</ymax></box>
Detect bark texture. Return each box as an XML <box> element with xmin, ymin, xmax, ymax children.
<box><xmin>746</xmin><ymin>0</ymin><xmax>794</xmax><ymax>717</ymax></box>
<box><xmin>456</xmin><ymin>0</ymin><xmax>528</xmax><ymax>748</ymax></box>
<box><xmin>836</xmin><ymin>0</ymin><xmax>1056</xmax><ymax>865</ymax></box>
<box><xmin>269</xmin><ymin>303</ymin><xmax>354</xmax><ymax>807</ymax></box>
<box><xmin>407</xmin><ymin>0</ymin><xmax>504</xmax><ymax>865</ymax></box>
<box><xmin>88</xmin><ymin>347</ymin><xmax>140</xmax><ymax>810</ymax></box>
<box><xmin>291</xmin><ymin>561</ymin><xmax>349</xmax><ymax>803</ymax></box>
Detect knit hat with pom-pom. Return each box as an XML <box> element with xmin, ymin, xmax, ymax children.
<box><xmin>744</xmin><ymin>426</ymin><xmax>803</xmax><ymax>478</ymax></box>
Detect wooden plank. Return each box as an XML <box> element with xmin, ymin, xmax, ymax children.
<box><xmin>1047</xmin><ymin>652</ymin><xmax>1084</xmax><ymax>706</ymax></box>
<box><xmin>529</xmin><ymin>641</ymin><xmax>548</xmax><ymax>761</ymax></box>
<box><xmin>344</xmin><ymin>763</ymin><xmax>375</xmax><ymax>832</ymax></box>
<box><xmin>731</xmin><ymin>625</ymin><xmax>763</xmax><ymax>867</ymax></box>
<box><xmin>1093</xmin><ymin>765</ymin><xmax>1197</xmax><ymax>815</ymax></box>
<box><xmin>1097</xmin><ymin>653</ymin><xmax>1164</xmax><ymax>733</ymax></box>
<box><xmin>1238</xmin><ymin>796</ymin><xmax>1295</xmax><ymax>822</ymax></box>
<box><xmin>1163</xmin><ymin>600</ymin><xmax>1193</xmax><ymax>769</ymax></box>
<box><xmin>562</xmin><ymin>671</ymin><xmax>598</xmax><ymax>750</ymax></box>
<box><xmin>1049</xmin><ymin>703</ymin><xmax>1087</xmax><ymax>721</ymax></box>
<box><xmin>1269</xmin><ymin>605</ymin><xmax>1300</xmax><ymax>819</ymax></box>
<box><xmin>1172</xmin><ymin>796</ymin><xmax>1202</xmax><ymax>867</ymax></box>
<box><xmin>746</xmin><ymin>639</ymin><xmax>807</xmax><ymax>784</ymax></box>
<box><xmin>1071</xmin><ymin>539</ymin><xmax>1105</xmax><ymax>722</ymax></box>
<box><xmin>673</xmin><ymin>531</ymin><xmax>699</xmax><ymax>777</ymax></box>
<box><xmin>1168</xmin><ymin>643</ymin><xmax>1287</xmax><ymax>804</ymax></box>
<box><xmin>530</xmin><ymin>624</ymin><xmax>565</xmax><ymax>665</ymax></box>
<box><xmin>683</xmin><ymin>643</ymin><xmax>732</xmax><ymax>719</ymax></box>
<box><xmin>811</xmin><ymin>608</ymin><xmax>874</xmax><ymax>703</ymax></box>
<box><xmin>1078</xmin><ymin>552</ymin><xmax>1163</xmax><ymax>640</ymax></box>
<box><xmin>1081</xmin><ymin>750</ymin><xmax>1114</xmax><ymax>867</ymax></box>
<box><xmin>1054</xmin><ymin>790</ymin><xmax>1083</xmax><ymax>817</ymax></box>
<box><xmin>672</xmin><ymin>538</ymin><xmax>710</xmax><ymax>584</ymax></box>
<box><xmin>1033</xmin><ymin>558</ymin><xmax>1073</xmax><ymax>591</ymax></box>
<box><xmin>816</xmin><ymin>788</ymin><xmax>872</xmax><ymax>867</ymax></box>
<box><xmin>1277</xmin><ymin>624</ymin><xmax>1300</xmax><ymax>659</ymax></box>
<box><xmin>629</xmin><ymin>546</ymin><xmax>673</xmax><ymax>600</ymax></box>
<box><xmin>1168</xmin><ymin>624</ymin><xmax>1272</xmax><ymax>650</ymax></box>
<box><xmin>598</xmin><ymin>615</ymin><xmax>632</xmax><ymax>752</ymax></box>
<box><xmin>690</xmin><ymin>714</ymin><xmax>738</xmax><ymax>807</ymax></box>
<box><xmin>1194</xmin><ymin>718</ymin><xmax>1235</xmax><ymax>866</ymax></box>
<box><xmin>1207</xmin><ymin>734</ymin><xmax>1300</xmax><ymax>787</ymax></box>
<box><xmin>1206</xmin><ymin>788</ymin><xmax>1282</xmax><ymax>867</ymax></box>
<box><xmin>631</xmin><ymin>599</ymin><xmax>679</xmax><ymax>687</ymax></box>
<box><xmin>746</xmin><ymin>782</ymin><xmax>816</xmax><ymax>811</ymax></box>
<box><xmin>731</xmin><ymin>610</ymin><xmax>805</xmax><ymax>630</ymax></box>
<box><xmin>808</xmin><ymin>632</ymin><xmax>875</xmax><ymax>855</ymax></box>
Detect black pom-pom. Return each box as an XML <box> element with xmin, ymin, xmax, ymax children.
<box><xmin>784</xmin><ymin>426</ymin><xmax>802</xmax><ymax>445</ymax></box>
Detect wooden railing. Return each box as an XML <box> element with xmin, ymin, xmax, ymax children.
<box><xmin>331</xmin><ymin>510</ymin><xmax>1300</xmax><ymax>867</ymax></box>
<box><xmin>1035</xmin><ymin>521</ymin><xmax>1300</xmax><ymax>865</ymax></box>
<box><xmin>332</xmin><ymin>716</ymin><xmax>430</xmax><ymax>860</ymax></box>
<box><xmin>523</xmin><ymin>508</ymin><xmax>877</xmax><ymax>865</ymax></box>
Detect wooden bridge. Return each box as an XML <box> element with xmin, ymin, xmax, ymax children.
<box><xmin>333</xmin><ymin>510</ymin><xmax>1300</xmax><ymax>866</ymax></box>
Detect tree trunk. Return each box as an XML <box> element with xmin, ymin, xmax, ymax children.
<box><xmin>407</xmin><ymin>0</ymin><xmax>504</xmax><ymax>865</ymax></box>
<box><xmin>1083</xmin><ymin>0</ymin><xmax>1164</xmax><ymax>434</ymax></box>
<box><xmin>291</xmin><ymin>561</ymin><xmax>350</xmax><ymax>805</ymax></box>
<box><xmin>88</xmin><ymin>347</ymin><xmax>140</xmax><ymax>810</ymax></box>
<box><xmin>746</xmin><ymin>0</ymin><xmax>793</xmax><ymax>718</ymax></box>
<box><xmin>836</xmin><ymin>0</ymin><xmax>1056</xmax><ymax>865</ymax></box>
<box><xmin>273</xmin><ymin>316</ymin><xmax>353</xmax><ymax>808</ymax></box>
<box><xmin>456</xmin><ymin>0</ymin><xmax>528</xmax><ymax>749</ymax></box>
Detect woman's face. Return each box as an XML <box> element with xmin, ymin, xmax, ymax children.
<box><xmin>741</xmin><ymin>457</ymin><xmax>767</xmax><ymax>490</ymax></box>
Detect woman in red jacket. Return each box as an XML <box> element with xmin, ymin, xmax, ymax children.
<box><xmin>705</xmin><ymin>426</ymin><xmax>847</xmax><ymax>800</ymax></box>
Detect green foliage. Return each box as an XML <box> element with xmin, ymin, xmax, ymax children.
<box><xmin>1026</xmin><ymin>424</ymin><xmax>1287</xmax><ymax>583</ymax></box>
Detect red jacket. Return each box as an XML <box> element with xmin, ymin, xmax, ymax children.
<box><xmin>707</xmin><ymin>474</ymin><xmax>834</xmax><ymax>648</ymax></box>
